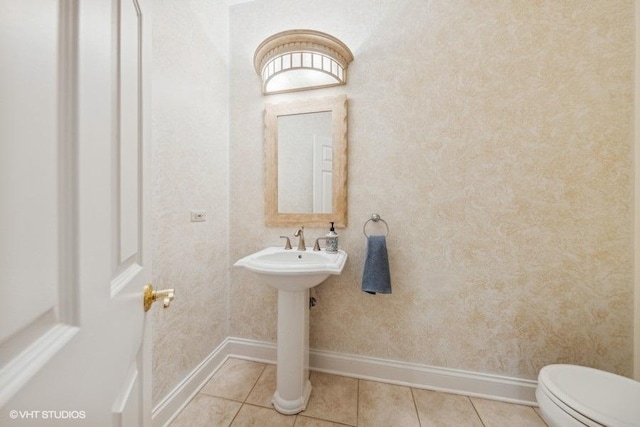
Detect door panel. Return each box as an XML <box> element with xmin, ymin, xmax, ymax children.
<box><xmin>0</xmin><ymin>0</ymin><xmax>79</xmax><ymax>406</ymax></box>
<box><xmin>0</xmin><ymin>1</ymin><xmax>152</xmax><ymax>425</ymax></box>
<box><xmin>118</xmin><ymin>0</ymin><xmax>141</xmax><ymax>267</ymax></box>
<box><xmin>112</xmin><ymin>363</ymin><xmax>141</xmax><ymax>427</ymax></box>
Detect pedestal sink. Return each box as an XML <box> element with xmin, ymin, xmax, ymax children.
<box><xmin>234</xmin><ymin>246</ymin><xmax>348</xmax><ymax>414</ymax></box>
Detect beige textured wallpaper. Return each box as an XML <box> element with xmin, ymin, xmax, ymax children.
<box><xmin>230</xmin><ymin>0</ymin><xmax>634</xmax><ymax>380</ymax></box>
<box><xmin>151</xmin><ymin>0</ymin><xmax>230</xmax><ymax>405</ymax></box>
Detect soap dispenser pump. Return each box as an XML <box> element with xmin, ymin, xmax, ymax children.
<box><xmin>325</xmin><ymin>222</ymin><xmax>338</xmax><ymax>253</ymax></box>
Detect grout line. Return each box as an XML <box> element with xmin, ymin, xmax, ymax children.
<box><xmin>228</xmin><ymin>402</ymin><xmax>243</xmax><ymax>427</ymax></box>
<box><xmin>468</xmin><ymin>396</ymin><xmax>487</xmax><ymax>427</ymax></box>
<box><xmin>355</xmin><ymin>378</ymin><xmax>360</xmax><ymax>426</ymax></box>
<box><xmin>532</xmin><ymin>407</ymin><xmax>549</xmax><ymax>426</ymax></box>
<box><xmin>242</xmin><ymin>362</ymin><xmax>267</xmax><ymax>403</ymax></box>
<box><xmin>409</xmin><ymin>387</ymin><xmax>422</xmax><ymax>426</ymax></box>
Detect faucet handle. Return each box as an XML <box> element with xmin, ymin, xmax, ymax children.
<box><xmin>313</xmin><ymin>237</ymin><xmax>327</xmax><ymax>251</ymax></box>
<box><xmin>280</xmin><ymin>236</ymin><xmax>292</xmax><ymax>250</ymax></box>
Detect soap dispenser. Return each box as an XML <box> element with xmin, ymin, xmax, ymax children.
<box><xmin>325</xmin><ymin>222</ymin><xmax>338</xmax><ymax>253</ymax></box>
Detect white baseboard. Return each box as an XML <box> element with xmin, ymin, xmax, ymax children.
<box><xmin>152</xmin><ymin>337</ymin><xmax>538</xmax><ymax>426</ymax></box>
<box><xmin>151</xmin><ymin>339</ymin><xmax>233</xmax><ymax>427</ymax></box>
<box><xmin>309</xmin><ymin>348</ymin><xmax>537</xmax><ymax>405</ymax></box>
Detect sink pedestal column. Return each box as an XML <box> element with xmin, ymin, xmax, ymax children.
<box><xmin>272</xmin><ymin>288</ymin><xmax>311</xmax><ymax>415</ymax></box>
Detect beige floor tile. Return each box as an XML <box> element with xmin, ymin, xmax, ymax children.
<box><xmin>471</xmin><ymin>397</ymin><xmax>547</xmax><ymax>427</ymax></box>
<box><xmin>301</xmin><ymin>372</ymin><xmax>358</xmax><ymax>426</ymax></box>
<box><xmin>230</xmin><ymin>404</ymin><xmax>296</xmax><ymax>427</ymax></box>
<box><xmin>246</xmin><ymin>364</ymin><xmax>276</xmax><ymax>408</ymax></box>
<box><xmin>534</xmin><ymin>406</ymin><xmax>549</xmax><ymax>424</ymax></box>
<box><xmin>413</xmin><ymin>389</ymin><xmax>483</xmax><ymax>427</ymax></box>
<box><xmin>294</xmin><ymin>415</ymin><xmax>351</xmax><ymax>427</ymax></box>
<box><xmin>358</xmin><ymin>380</ymin><xmax>420</xmax><ymax>427</ymax></box>
<box><xmin>169</xmin><ymin>394</ymin><xmax>241</xmax><ymax>427</ymax></box>
<box><xmin>200</xmin><ymin>358</ymin><xmax>266</xmax><ymax>402</ymax></box>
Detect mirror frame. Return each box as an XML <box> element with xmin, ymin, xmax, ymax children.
<box><xmin>264</xmin><ymin>95</ymin><xmax>348</xmax><ymax>227</ymax></box>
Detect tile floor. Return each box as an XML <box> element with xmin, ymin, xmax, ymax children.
<box><xmin>169</xmin><ymin>358</ymin><xmax>548</xmax><ymax>427</ymax></box>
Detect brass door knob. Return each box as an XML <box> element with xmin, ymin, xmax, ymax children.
<box><xmin>143</xmin><ymin>284</ymin><xmax>175</xmax><ymax>312</ymax></box>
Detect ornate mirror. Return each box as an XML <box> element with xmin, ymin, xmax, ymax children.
<box><xmin>264</xmin><ymin>95</ymin><xmax>347</xmax><ymax>227</ymax></box>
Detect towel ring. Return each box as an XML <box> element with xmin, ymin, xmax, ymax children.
<box><xmin>363</xmin><ymin>214</ymin><xmax>389</xmax><ymax>237</ymax></box>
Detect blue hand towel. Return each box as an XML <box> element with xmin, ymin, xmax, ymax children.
<box><xmin>361</xmin><ymin>235</ymin><xmax>392</xmax><ymax>294</ymax></box>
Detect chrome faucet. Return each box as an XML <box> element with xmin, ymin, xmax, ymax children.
<box><xmin>293</xmin><ymin>227</ymin><xmax>306</xmax><ymax>251</ymax></box>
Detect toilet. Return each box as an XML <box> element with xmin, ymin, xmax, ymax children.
<box><xmin>536</xmin><ymin>364</ymin><xmax>640</xmax><ymax>427</ymax></box>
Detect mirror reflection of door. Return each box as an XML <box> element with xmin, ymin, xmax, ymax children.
<box><xmin>313</xmin><ymin>135</ymin><xmax>333</xmax><ymax>213</ymax></box>
<box><xmin>277</xmin><ymin>111</ymin><xmax>332</xmax><ymax>213</ymax></box>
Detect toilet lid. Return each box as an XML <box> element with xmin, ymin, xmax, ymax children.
<box><xmin>539</xmin><ymin>364</ymin><xmax>640</xmax><ymax>427</ymax></box>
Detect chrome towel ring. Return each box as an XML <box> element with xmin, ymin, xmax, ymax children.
<box><xmin>363</xmin><ymin>214</ymin><xmax>389</xmax><ymax>237</ymax></box>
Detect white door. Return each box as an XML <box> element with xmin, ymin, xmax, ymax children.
<box><xmin>312</xmin><ymin>136</ymin><xmax>333</xmax><ymax>213</ymax></box>
<box><xmin>0</xmin><ymin>1</ymin><xmax>156</xmax><ymax>426</ymax></box>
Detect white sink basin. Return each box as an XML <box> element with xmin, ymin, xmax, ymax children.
<box><xmin>234</xmin><ymin>246</ymin><xmax>348</xmax><ymax>414</ymax></box>
<box><xmin>234</xmin><ymin>246</ymin><xmax>348</xmax><ymax>291</ymax></box>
